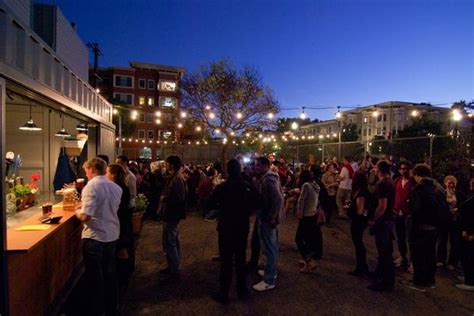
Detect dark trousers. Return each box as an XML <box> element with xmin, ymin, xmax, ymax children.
<box><xmin>295</xmin><ymin>216</ymin><xmax>323</xmax><ymax>261</ymax></box>
<box><xmin>461</xmin><ymin>240</ymin><xmax>474</xmax><ymax>286</ymax></box>
<box><xmin>437</xmin><ymin>223</ymin><xmax>461</xmax><ymax>265</ymax></box>
<box><xmin>219</xmin><ymin>231</ymin><xmax>249</xmax><ymax>297</ymax></box>
<box><xmin>82</xmin><ymin>238</ymin><xmax>117</xmax><ymax>316</ymax></box>
<box><xmin>350</xmin><ymin>215</ymin><xmax>368</xmax><ymax>272</ymax></box>
<box><xmin>326</xmin><ymin>195</ymin><xmax>336</xmax><ymax>224</ymax></box>
<box><xmin>410</xmin><ymin>229</ymin><xmax>438</xmax><ymax>286</ymax></box>
<box><xmin>249</xmin><ymin>217</ymin><xmax>260</xmax><ymax>266</ymax></box>
<box><xmin>373</xmin><ymin>220</ymin><xmax>395</xmax><ymax>287</ymax></box>
<box><xmin>395</xmin><ymin>215</ymin><xmax>409</xmax><ymax>262</ymax></box>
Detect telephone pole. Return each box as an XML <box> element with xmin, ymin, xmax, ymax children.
<box><xmin>87</xmin><ymin>43</ymin><xmax>102</xmax><ymax>88</ymax></box>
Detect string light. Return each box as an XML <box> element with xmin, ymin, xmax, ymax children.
<box><xmin>205</xmin><ymin>105</ymin><xmax>211</xmax><ymax>110</ymax></box>
<box><xmin>452</xmin><ymin>109</ymin><xmax>463</xmax><ymax>121</ymax></box>
<box><xmin>215</xmin><ymin>129</ymin><xmax>221</xmax><ymax>134</ymax></box>
<box><xmin>236</xmin><ymin>112</ymin><xmax>243</xmax><ymax>119</ymax></box>
<box><xmin>299</xmin><ymin>107</ymin><xmax>307</xmax><ymax>120</ymax></box>
<box><xmin>209</xmin><ymin>112</ymin><xmax>216</xmax><ymax>119</ymax></box>
<box><xmin>230</xmin><ymin>131</ymin><xmax>235</xmax><ymax>136</ymax></box>
<box><xmin>411</xmin><ymin>109</ymin><xmax>419</xmax><ymax>117</ymax></box>
<box><xmin>372</xmin><ymin>111</ymin><xmax>379</xmax><ymax>118</ymax></box>
<box><xmin>267</xmin><ymin>112</ymin><xmax>274</xmax><ymax>119</ymax></box>
<box><xmin>177</xmin><ymin>123</ymin><xmax>183</xmax><ymax>128</ymax></box>
<box><xmin>113</xmin><ymin>109</ymin><xmax>118</xmax><ymax>115</ymax></box>
<box><xmin>155</xmin><ymin>119</ymin><xmax>161</xmax><ymax>124</ymax></box>
<box><xmin>335</xmin><ymin>106</ymin><xmax>342</xmax><ymax>119</ymax></box>
<box><xmin>180</xmin><ymin>111</ymin><xmax>187</xmax><ymax>118</ymax></box>
<box><xmin>195</xmin><ymin>126</ymin><xmax>202</xmax><ymax>132</ymax></box>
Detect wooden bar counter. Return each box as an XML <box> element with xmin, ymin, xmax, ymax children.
<box><xmin>6</xmin><ymin>204</ymin><xmax>83</xmax><ymax>316</ymax></box>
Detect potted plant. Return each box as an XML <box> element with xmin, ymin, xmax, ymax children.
<box><xmin>132</xmin><ymin>193</ymin><xmax>148</xmax><ymax>234</ymax></box>
<box><xmin>14</xmin><ymin>183</ymin><xmax>33</xmax><ymax>211</ymax></box>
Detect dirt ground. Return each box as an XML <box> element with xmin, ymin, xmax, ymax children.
<box><xmin>122</xmin><ymin>213</ymin><xmax>474</xmax><ymax>316</ymax></box>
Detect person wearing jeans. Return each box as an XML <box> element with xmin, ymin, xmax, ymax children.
<box><xmin>336</xmin><ymin>157</ymin><xmax>354</xmax><ymax>219</ymax></box>
<box><xmin>159</xmin><ymin>155</ymin><xmax>187</xmax><ymax>278</ymax></box>
<box><xmin>253</xmin><ymin>157</ymin><xmax>284</xmax><ymax>292</ymax></box>
<box><xmin>76</xmin><ymin>158</ymin><xmax>122</xmax><ymax>315</ymax></box>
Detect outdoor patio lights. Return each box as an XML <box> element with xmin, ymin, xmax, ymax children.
<box><xmin>299</xmin><ymin>107</ymin><xmax>307</xmax><ymax>120</ymax></box>
<box><xmin>180</xmin><ymin>111</ymin><xmax>187</xmax><ymax>118</ymax></box>
<box><xmin>267</xmin><ymin>112</ymin><xmax>274</xmax><ymax>119</ymax></box>
<box><xmin>452</xmin><ymin>109</ymin><xmax>463</xmax><ymax>121</ymax></box>
<box><xmin>215</xmin><ymin>129</ymin><xmax>221</xmax><ymax>134</ymax></box>
<box><xmin>236</xmin><ymin>112</ymin><xmax>243</xmax><ymax>119</ymax></box>
<box><xmin>411</xmin><ymin>109</ymin><xmax>420</xmax><ymax>117</ymax></box>
<box><xmin>335</xmin><ymin>106</ymin><xmax>342</xmax><ymax>119</ymax></box>
<box><xmin>195</xmin><ymin>126</ymin><xmax>202</xmax><ymax>132</ymax></box>
<box><xmin>209</xmin><ymin>112</ymin><xmax>216</xmax><ymax>119</ymax></box>
<box><xmin>155</xmin><ymin>119</ymin><xmax>161</xmax><ymax>124</ymax></box>
<box><xmin>113</xmin><ymin>109</ymin><xmax>118</xmax><ymax>115</ymax></box>
<box><xmin>177</xmin><ymin>123</ymin><xmax>183</xmax><ymax>128</ymax></box>
<box><xmin>372</xmin><ymin>111</ymin><xmax>379</xmax><ymax>117</ymax></box>
<box><xmin>54</xmin><ymin>114</ymin><xmax>71</xmax><ymax>137</ymax></box>
<box><xmin>291</xmin><ymin>122</ymin><xmax>299</xmax><ymax>130</ymax></box>
<box><xmin>19</xmin><ymin>105</ymin><xmax>42</xmax><ymax>131</ymax></box>
<box><xmin>155</xmin><ymin>111</ymin><xmax>161</xmax><ymax>117</ymax></box>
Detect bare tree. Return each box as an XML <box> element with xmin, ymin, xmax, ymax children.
<box><xmin>180</xmin><ymin>60</ymin><xmax>279</xmax><ymax>163</ymax></box>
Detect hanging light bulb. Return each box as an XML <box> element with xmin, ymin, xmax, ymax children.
<box><xmin>230</xmin><ymin>131</ymin><xmax>235</xmax><ymax>136</ymax></box>
<box><xmin>55</xmin><ymin>114</ymin><xmax>71</xmax><ymax>137</ymax></box>
<box><xmin>236</xmin><ymin>112</ymin><xmax>243</xmax><ymax>119</ymax></box>
<box><xmin>299</xmin><ymin>107</ymin><xmax>307</xmax><ymax>120</ymax></box>
<box><xmin>335</xmin><ymin>106</ymin><xmax>342</xmax><ymax>119</ymax></box>
<box><xmin>209</xmin><ymin>112</ymin><xmax>216</xmax><ymax>119</ymax></box>
<box><xmin>205</xmin><ymin>105</ymin><xmax>211</xmax><ymax>110</ymax></box>
<box><xmin>155</xmin><ymin>119</ymin><xmax>161</xmax><ymax>124</ymax></box>
<box><xmin>113</xmin><ymin>108</ymin><xmax>118</xmax><ymax>115</ymax></box>
<box><xmin>291</xmin><ymin>122</ymin><xmax>298</xmax><ymax>130</ymax></box>
<box><xmin>180</xmin><ymin>111</ymin><xmax>187</xmax><ymax>118</ymax></box>
<box><xmin>155</xmin><ymin>111</ymin><xmax>162</xmax><ymax>117</ymax></box>
<box><xmin>411</xmin><ymin>109</ymin><xmax>419</xmax><ymax>117</ymax></box>
<box><xmin>195</xmin><ymin>126</ymin><xmax>202</xmax><ymax>132</ymax></box>
<box><xmin>215</xmin><ymin>128</ymin><xmax>221</xmax><ymax>134</ymax></box>
<box><xmin>19</xmin><ymin>105</ymin><xmax>42</xmax><ymax>131</ymax></box>
<box><xmin>267</xmin><ymin>112</ymin><xmax>274</xmax><ymax>119</ymax></box>
<box><xmin>177</xmin><ymin>123</ymin><xmax>183</xmax><ymax>128</ymax></box>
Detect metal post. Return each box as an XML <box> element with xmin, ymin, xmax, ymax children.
<box><xmin>296</xmin><ymin>144</ymin><xmax>299</xmax><ymax>166</ymax></box>
<box><xmin>118</xmin><ymin>114</ymin><xmax>122</xmax><ymax>149</ymax></box>
<box><xmin>322</xmin><ymin>143</ymin><xmax>325</xmax><ymax>161</ymax></box>
<box><xmin>0</xmin><ymin>78</ymin><xmax>9</xmax><ymax>315</ymax></box>
<box><xmin>429</xmin><ymin>134</ymin><xmax>435</xmax><ymax>165</ymax></box>
<box><xmin>338</xmin><ymin>130</ymin><xmax>341</xmax><ymax>160</ymax></box>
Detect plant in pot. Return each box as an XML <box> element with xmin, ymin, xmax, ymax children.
<box><xmin>14</xmin><ymin>183</ymin><xmax>33</xmax><ymax>211</ymax></box>
<box><xmin>132</xmin><ymin>193</ymin><xmax>148</xmax><ymax>234</ymax></box>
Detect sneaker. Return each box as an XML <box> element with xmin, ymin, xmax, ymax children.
<box><xmin>299</xmin><ymin>259</ymin><xmax>317</xmax><ymax>273</ymax></box>
<box><xmin>205</xmin><ymin>218</ymin><xmax>217</xmax><ymax>223</ymax></box>
<box><xmin>455</xmin><ymin>283</ymin><xmax>474</xmax><ymax>291</ymax></box>
<box><xmin>404</xmin><ymin>281</ymin><xmax>427</xmax><ymax>293</ymax></box>
<box><xmin>252</xmin><ymin>280</ymin><xmax>275</xmax><ymax>292</ymax></box>
<box><xmin>258</xmin><ymin>269</ymin><xmax>277</xmax><ymax>279</ymax></box>
<box><xmin>436</xmin><ymin>262</ymin><xmax>444</xmax><ymax>268</ymax></box>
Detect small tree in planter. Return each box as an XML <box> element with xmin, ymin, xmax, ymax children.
<box><xmin>132</xmin><ymin>194</ymin><xmax>148</xmax><ymax>234</ymax></box>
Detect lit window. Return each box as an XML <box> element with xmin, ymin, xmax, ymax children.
<box><xmin>159</xmin><ymin>97</ymin><xmax>177</xmax><ymax>108</ymax></box>
<box><xmin>139</xmin><ymin>96</ymin><xmax>145</xmax><ymax>105</ymax></box>
<box><xmin>139</xmin><ymin>79</ymin><xmax>146</xmax><ymax>89</ymax></box>
<box><xmin>159</xmin><ymin>81</ymin><xmax>177</xmax><ymax>92</ymax></box>
<box><xmin>163</xmin><ymin>131</ymin><xmax>172</xmax><ymax>139</ymax></box>
<box><xmin>148</xmin><ymin>97</ymin><xmax>155</xmax><ymax>106</ymax></box>
<box><xmin>138</xmin><ymin>130</ymin><xmax>145</xmax><ymax>139</ymax></box>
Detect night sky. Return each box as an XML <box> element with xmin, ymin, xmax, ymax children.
<box><xmin>52</xmin><ymin>0</ymin><xmax>473</xmax><ymax>120</ymax></box>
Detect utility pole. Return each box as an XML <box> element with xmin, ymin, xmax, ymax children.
<box><xmin>87</xmin><ymin>43</ymin><xmax>102</xmax><ymax>88</ymax></box>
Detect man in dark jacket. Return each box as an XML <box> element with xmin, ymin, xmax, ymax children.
<box><xmin>253</xmin><ymin>157</ymin><xmax>284</xmax><ymax>292</ymax></box>
<box><xmin>210</xmin><ymin>159</ymin><xmax>257</xmax><ymax>303</ymax></box>
<box><xmin>159</xmin><ymin>155</ymin><xmax>187</xmax><ymax>278</ymax></box>
<box><xmin>456</xmin><ymin>181</ymin><xmax>474</xmax><ymax>291</ymax></box>
<box><xmin>406</xmin><ymin>163</ymin><xmax>445</xmax><ymax>292</ymax></box>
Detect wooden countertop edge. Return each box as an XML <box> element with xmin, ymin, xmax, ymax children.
<box><xmin>6</xmin><ymin>207</ymin><xmax>81</xmax><ymax>252</ymax></box>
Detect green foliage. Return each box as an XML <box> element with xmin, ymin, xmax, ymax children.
<box><xmin>341</xmin><ymin>123</ymin><xmax>359</xmax><ymax>142</ymax></box>
<box><xmin>397</xmin><ymin>118</ymin><xmax>442</xmax><ymax>138</ymax></box>
<box><xmin>277</xmin><ymin>117</ymin><xmax>311</xmax><ymax>133</ymax></box>
<box><xmin>14</xmin><ymin>184</ymin><xmax>32</xmax><ymax>197</ymax></box>
<box><xmin>135</xmin><ymin>193</ymin><xmax>149</xmax><ymax>213</ymax></box>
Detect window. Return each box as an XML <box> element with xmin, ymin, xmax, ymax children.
<box><xmin>139</xmin><ymin>96</ymin><xmax>146</xmax><ymax>105</ymax></box>
<box><xmin>368</xmin><ymin>129</ymin><xmax>372</xmax><ymax>136</ymax></box>
<box><xmin>148</xmin><ymin>80</ymin><xmax>155</xmax><ymax>90</ymax></box>
<box><xmin>139</xmin><ymin>147</ymin><xmax>152</xmax><ymax>159</ymax></box>
<box><xmin>147</xmin><ymin>130</ymin><xmax>154</xmax><ymax>140</ymax></box>
<box><xmin>147</xmin><ymin>97</ymin><xmax>155</xmax><ymax>106</ymax></box>
<box><xmin>139</xmin><ymin>79</ymin><xmax>146</xmax><ymax>89</ymax></box>
<box><xmin>163</xmin><ymin>113</ymin><xmax>173</xmax><ymax>122</ymax></box>
<box><xmin>114</xmin><ymin>75</ymin><xmax>133</xmax><ymax>88</ymax></box>
<box><xmin>159</xmin><ymin>81</ymin><xmax>177</xmax><ymax>91</ymax></box>
<box><xmin>163</xmin><ymin>131</ymin><xmax>172</xmax><ymax>139</ymax></box>
<box><xmin>113</xmin><ymin>93</ymin><xmax>133</xmax><ymax>105</ymax></box>
<box><xmin>138</xmin><ymin>130</ymin><xmax>145</xmax><ymax>139</ymax></box>
<box><xmin>159</xmin><ymin>97</ymin><xmax>177</xmax><ymax>108</ymax></box>
<box><xmin>147</xmin><ymin>113</ymin><xmax>153</xmax><ymax>123</ymax></box>
<box><xmin>377</xmin><ymin>114</ymin><xmax>382</xmax><ymax>122</ymax></box>
<box><xmin>383</xmin><ymin>114</ymin><xmax>387</xmax><ymax>122</ymax></box>
<box><xmin>139</xmin><ymin>113</ymin><xmax>145</xmax><ymax>122</ymax></box>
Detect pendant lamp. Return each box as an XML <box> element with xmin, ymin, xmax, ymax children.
<box><xmin>55</xmin><ymin>114</ymin><xmax>71</xmax><ymax>137</ymax></box>
<box><xmin>19</xmin><ymin>105</ymin><xmax>42</xmax><ymax>131</ymax></box>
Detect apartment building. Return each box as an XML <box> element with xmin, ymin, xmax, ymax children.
<box><xmin>299</xmin><ymin>101</ymin><xmax>452</xmax><ymax>141</ymax></box>
<box><xmin>95</xmin><ymin>62</ymin><xmax>184</xmax><ymax>159</ymax></box>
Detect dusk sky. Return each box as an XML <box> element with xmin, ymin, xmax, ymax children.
<box><xmin>54</xmin><ymin>0</ymin><xmax>473</xmax><ymax>120</ymax></box>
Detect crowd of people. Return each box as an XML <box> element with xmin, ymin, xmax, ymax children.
<box><xmin>74</xmin><ymin>151</ymin><xmax>474</xmax><ymax>313</ymax></box>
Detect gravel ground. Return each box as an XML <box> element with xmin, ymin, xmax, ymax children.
<box><xmin>122</xmin><ymin>213</ymin><xmax>474</xmax><ymax>316</ymax></box>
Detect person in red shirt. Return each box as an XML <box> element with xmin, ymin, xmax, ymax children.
<box><xmin>393</xmin><ymin>160</ymin><xmax>416</xmax><ymax>270</ymax></box>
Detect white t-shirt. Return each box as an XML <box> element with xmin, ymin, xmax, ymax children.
<box><xmin>77</xmin><ymin>175</ymin><xmax>122</xmax><ymax>242</ymax></box>
<box><xmin>339</xmin><ymin>166</ymin><xmax>353</xmax><ymax>190</ymax></box>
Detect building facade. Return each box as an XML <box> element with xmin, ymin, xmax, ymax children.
<box><xmin>299</xmin><ymin>101</ymin><xmax>452</xmax><ymax>141</ymax></box>
<box><xmin>95</xmin><ymin>62</ymin><xmax>184</xmax><ymax>160</ymax></box>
